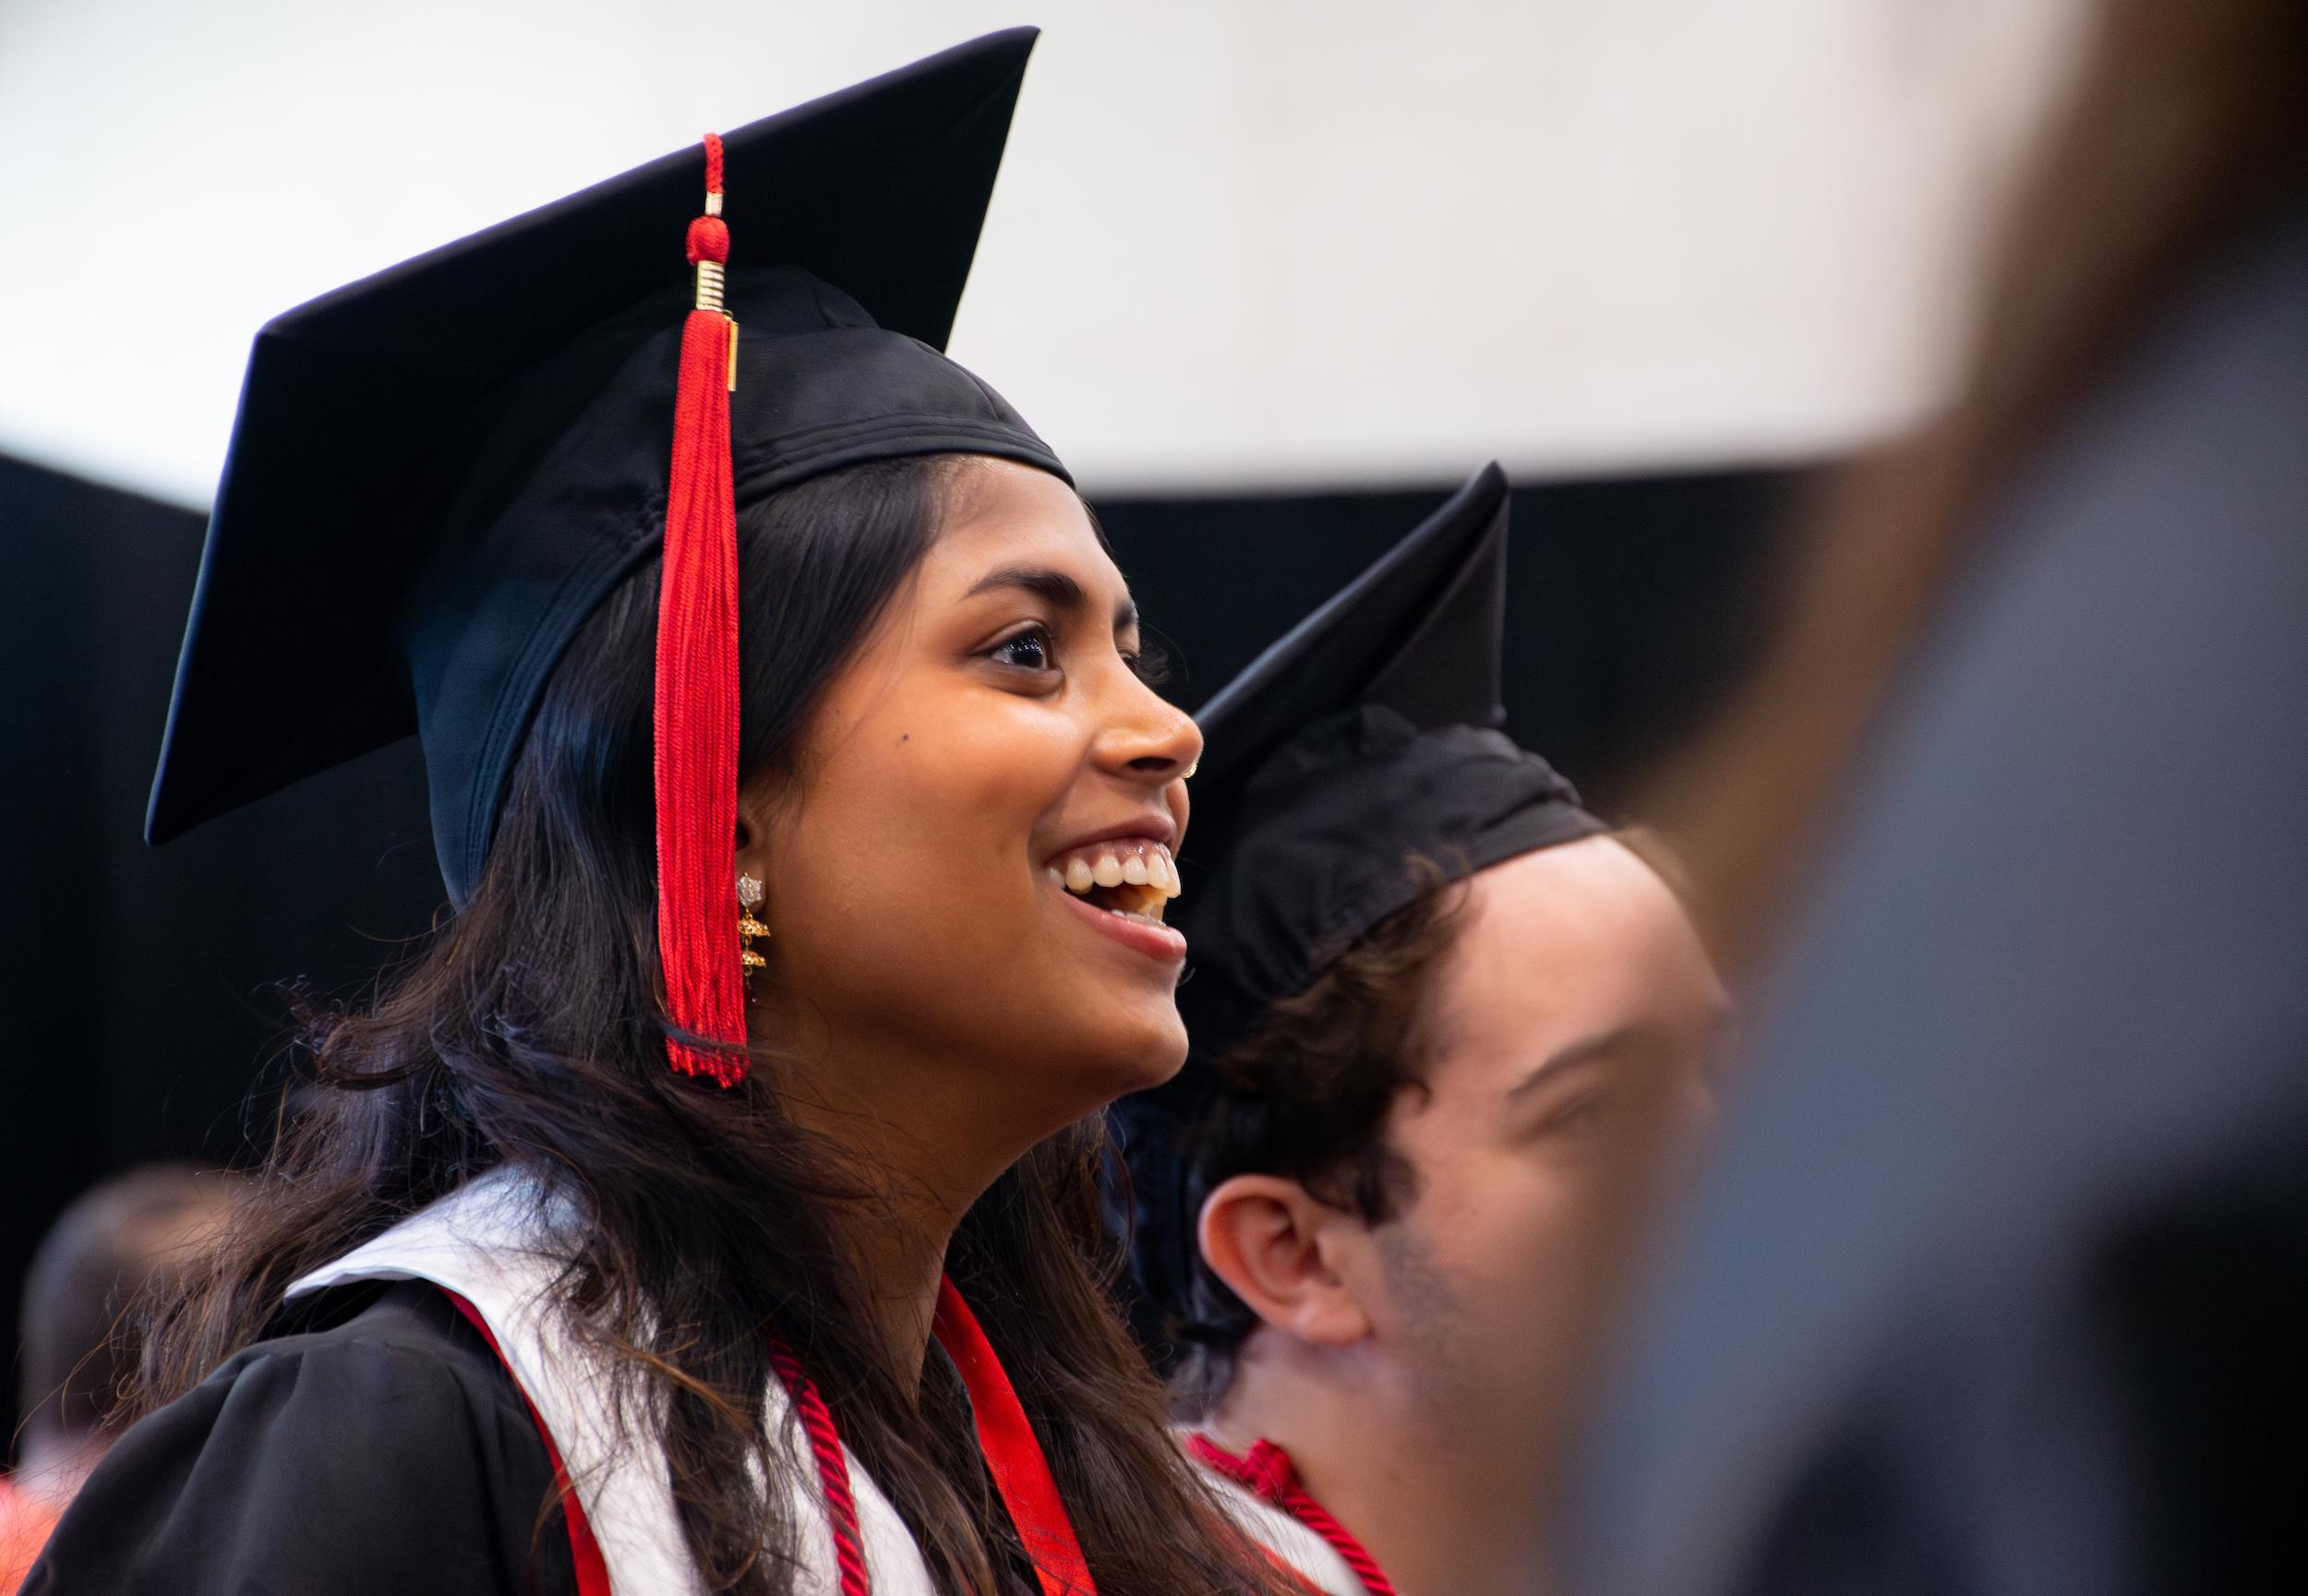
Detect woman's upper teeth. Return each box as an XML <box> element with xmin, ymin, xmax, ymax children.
<box><xmin>1046</xmin><ymin>839</ymin><xmax>1182</xmax><ymax>901</ymax></box>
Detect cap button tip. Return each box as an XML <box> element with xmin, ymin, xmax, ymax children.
<box><xmin>686</xmin><ymin>215</ymin><xmax>730</xmax><ymax>267</ymax></box>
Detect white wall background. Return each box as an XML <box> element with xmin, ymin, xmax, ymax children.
<box><xmin>0</xmin><ymin>0</ymin><xmax>2090</xmax><ymax>504</ymax></box>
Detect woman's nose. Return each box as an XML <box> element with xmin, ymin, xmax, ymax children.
<box><xmin>1104</xmin><ymin>678</ymin><xmax>1202</xmax><ymax>784</ymax></box>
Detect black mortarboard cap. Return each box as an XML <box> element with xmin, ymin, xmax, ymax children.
<box><xmin>1110</xmin><ymin>462</ymin><xmax>1605</xmax><ymax>1355</ymax></box>
<box><xmin>146</xmin><ymin>30</ymin><xmax>1066</xmax><ymax>907</ymax></box>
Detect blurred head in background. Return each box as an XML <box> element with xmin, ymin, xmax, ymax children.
<box><xmin>1565</xmin><ymin>1</ymin><xmax>2308</xmax><ymax>1591</ymax></box>
<box><xmin>5</xmin><ymin>1164</ymin><xmax>234</xmax><ymax>1589</ymax></box>
<box><xmin>16</xmin><ymin>1164</ymin><xmax>235</xmax><ymax>1481</ymax></box>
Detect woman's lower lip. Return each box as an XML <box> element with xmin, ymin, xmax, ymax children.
<box><xmin>1051</xmin><ymin>880</ymin><xmax>1188</xmax><ymax>963</ymax></box>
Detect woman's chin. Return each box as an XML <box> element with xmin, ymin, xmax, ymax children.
<box><xmin>1067</xmin><ymin>1007</ymin><xmax>1190</xmax><ymax>1106</ymax></box>
<box><xmin>1119</xmin><ymin>1024</ymin><xmax>1190</xmax><ymax>1095</ymax></box>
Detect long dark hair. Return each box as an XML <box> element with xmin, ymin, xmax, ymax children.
<box><xmin>138</xmin><ymin>455</ymin><xmax>1285</xmax><ymax>1596</ymax></box>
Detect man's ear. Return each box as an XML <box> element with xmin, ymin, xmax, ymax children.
<box><xmin>1197</xmin><ymin>1174</ymin><xmax>1373</xmax><ymax>1349</ymax></box>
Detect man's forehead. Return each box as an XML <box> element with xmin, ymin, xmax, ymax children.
<box><xmin>1417</xmin><ymin>841</ymin><xmax>1708</xmax><ymax>1081</ymax></box>
<box><xmin>1437</xmin><ymin>842</ymin><xmax>1657</xmax><ymax>996</ymax></box>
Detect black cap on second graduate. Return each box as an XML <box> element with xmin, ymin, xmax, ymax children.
<box><xmin>1109</xmin><ymin>462</ymin><xmax>1605</xmax><ymax>1356</ymax></box>
<box><xmin>146</xmin><ymin>30</ymin><xmax>1067</xmax><ymax>904</ymax></box>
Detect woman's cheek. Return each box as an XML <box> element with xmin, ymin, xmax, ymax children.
<box><xmin>916</xmin><ymin>713</ymin><xmax>1088</xmax><ymax>875</ymax></box>
<box><xmin>812</xmin><ymin>720</ymin><xmax>1064</xmax><ymax>936</ymax></box>
<box><xmin>876</xmin><ymin>684</ymin><xmax>1062</xmax><ymax>798</ymax></box>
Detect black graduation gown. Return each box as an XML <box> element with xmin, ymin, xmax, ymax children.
<box><xmin>21</xmin><ymin>1281</ymin><xmax>576</xmax><ymax>1595</ymax></box>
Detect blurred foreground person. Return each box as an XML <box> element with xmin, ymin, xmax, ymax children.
<box><xmin>1112</xmin><ymin>467</ymin><xmax>1727</xmax><ymax>1596</ymax></box>
<box><xmin>1571</xmin><ymin>2</ymin><xmax>2308</xmax><ymax>1592</ymax></box>
<box><xmin>27</xmin><ymin>32</ymin><xmax>1293</xmax><ymax>1596</ymax></box>
<box><xmin>3</xmin><ymin>1167</ymin><xmax>233</xmax><ymax>1593</ymax></box>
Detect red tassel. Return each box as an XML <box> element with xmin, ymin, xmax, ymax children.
<box><xmin>655</xmin><ymin>134</ymin><xmax>747</xmax><ymax>1086</ymax></box>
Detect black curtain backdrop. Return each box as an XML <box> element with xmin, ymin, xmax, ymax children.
<box><xmin>0</xmin><ymin>450</ymin><xmax>1799</xmax><ymax>1449</ymax></box>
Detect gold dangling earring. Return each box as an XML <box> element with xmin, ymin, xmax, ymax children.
<box><xmin>737</xmin><ymin>873</ymin><xmax>770</xmax><ymax>985</ymax></box>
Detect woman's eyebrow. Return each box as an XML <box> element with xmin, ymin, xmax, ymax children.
<box><xmin>967</xmin><ymin>563</ymin><xmax>1083</xmax><ymax>609</ymax></box>
<box><xmin>964</xmin><ymin>564</ymin><xmax>1138</xmax><ymax>630</ymax></box>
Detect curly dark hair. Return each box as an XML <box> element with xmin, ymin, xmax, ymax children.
<box><xmin>1166</xmin><ymin>856</ymin><xmax>1471</xmax><ymax>1415</ymax></box>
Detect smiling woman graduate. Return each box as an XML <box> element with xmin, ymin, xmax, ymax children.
<box><xmin>22</xmin><ymin>32</ymin><xmax>1291</xmax><ymax>1596</ymax></box>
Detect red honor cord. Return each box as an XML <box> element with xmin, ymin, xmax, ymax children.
<box><xmin>447</xmin><ymin>1281</ymin><xmax>1099</xmax><ymax>1596</ymax></box>
<box><xmin>1188</xmin><ymin>1432</ymin><xmax>1398</xmax><ymax>1596</ymax></box>
<box><xmin>769</xmin><ymin>1340</ymin><xmax>873</xmax><ymax>1596</ymax></box>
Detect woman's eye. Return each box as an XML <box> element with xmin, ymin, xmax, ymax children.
<box><xmin>989</xmin><ymin>627</ymin><xmax>1056</xmax><ymax>673</ymax></box>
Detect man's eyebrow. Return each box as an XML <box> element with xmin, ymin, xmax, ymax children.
<box><xmin>964</xmin><ymin>564</ymin><xmax>1137</xmax><ymax>630</ymax></box>
<box><xmin>1506</xmin><ymin>1026</ymin><xmax>1641</xmax><ymax>1099</ymax></box>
